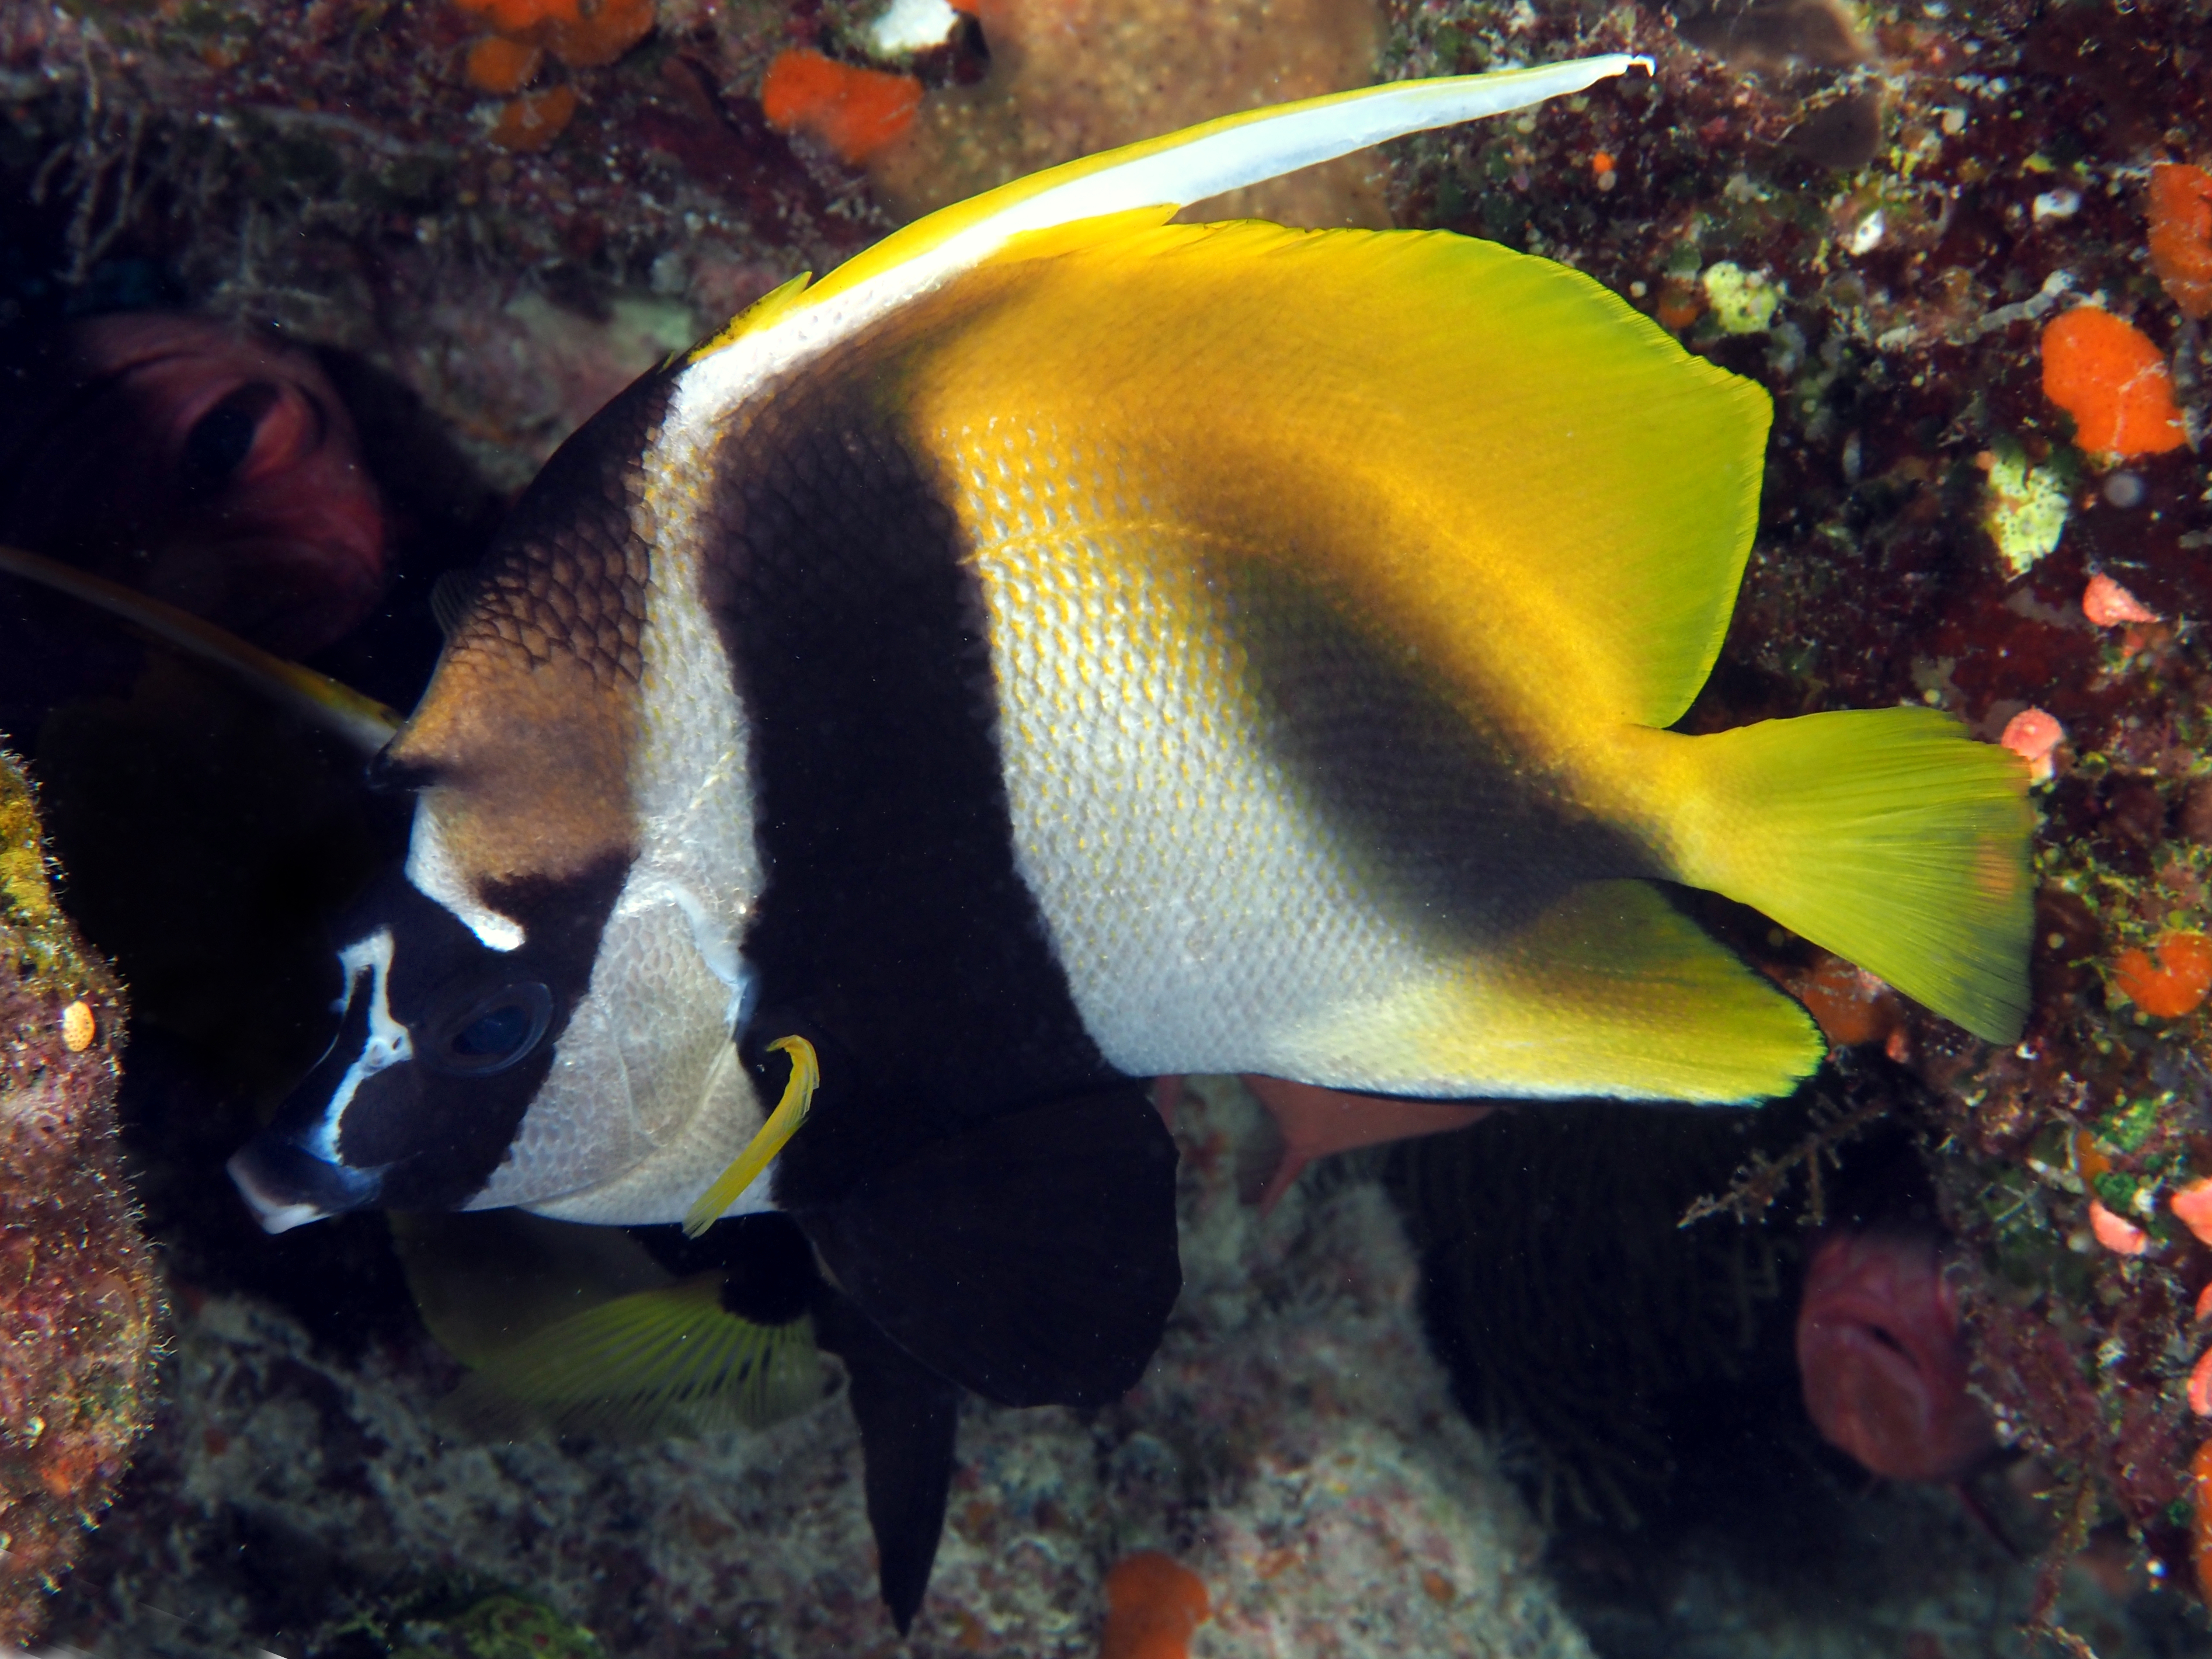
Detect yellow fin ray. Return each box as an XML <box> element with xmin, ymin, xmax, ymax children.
<box><xmin>0</xmin><ymin>540</ymin><xmax>402</xmax><ymax>753</ymax></box>
<box><xmin>441</xmin><ymin>1274</ymin><xmax>823</xmax><ymax>1440</ymax></box>
<box><xmin>1657</xmin><ymin>709</ymin><xmax>2033</xmax><ymax>1043</ymax></box>
<box><xmin>801</xmin><ymin>58</ymin><xmax>1646</xmax><ymax>314</ymax></box>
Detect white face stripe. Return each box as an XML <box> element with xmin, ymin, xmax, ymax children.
<box><xmin>474</xmin><ymin>377</ymin><xmax>770</xmax><ymax>1222</ymax></box>
<box><xmin>404</xmin><ymin>808</ymin><xmax>526</xmax><ymax>952</ymax></box>
<box><xmin>666</xmin><ymin>57</ymin><xmax>1646</xmax><ymax>451</ymax></box>
<box><xmin>307</xmin><ymin>927</ymin><xmax>413</xmax><ymax>1162</ymax></box>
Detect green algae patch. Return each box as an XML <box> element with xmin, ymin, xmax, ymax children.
<box><xmin>0</xmin><ymin>757</ymin><xmax>54</xmax><ymax>927</ymax></box>
<box><xmin>387</xmin><ymin>1593</ymin><xmax>604</xmax><ymax>1659</ymax></box>
<box><xmin>0</xmin><ymin>753</ymin><xmax>106</xmax><ymax>995</ymax></box>
<box><xmin>1700</xmin><ymin>261</ymin><xmax>1780</xmax><ymax>334</ymax></box>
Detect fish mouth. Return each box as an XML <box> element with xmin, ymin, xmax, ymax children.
<box><xmin>227</xmin><ymin>1136</ymin><xmax>382</xmax><ymax>1233</ymax></box>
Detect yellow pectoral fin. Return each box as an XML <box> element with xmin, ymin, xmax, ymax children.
<box><xmin>683</xmin><ymin>1035</ymin><xmax>821</xmax><ymax>1238</ymax></box>
<box><xmin>1278</xmin><ymin>882</ymin><xmax>1822</xmax><ymax>1104</ymax></box>
<box><xmin>443</xmin><ymin>1274</ymin><xmax>825</xmax><ymax>1439</ymax></box>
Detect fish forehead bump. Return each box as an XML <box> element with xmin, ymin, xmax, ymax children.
<box><xmin>387</xmin><ymin>370</ymin><xmax>670</xmax><ymax>912</ymax></box>
<box><xmin>406</xmin><ymin>805</ymin><xmax>524</xmax><ymax>951</ymax></box>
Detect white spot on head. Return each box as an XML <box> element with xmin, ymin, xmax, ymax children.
<box><xmin>405</xmin><ymin>809</ymin><xmax>526</xmax><ymax>951</ymax></box>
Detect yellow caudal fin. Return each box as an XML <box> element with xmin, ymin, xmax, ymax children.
<box><xmin>1659</xmin><ymin>709</ymin><xmax>2034</xmax><ymax>1043</ymax></box>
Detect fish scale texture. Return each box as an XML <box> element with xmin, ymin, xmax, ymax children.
<box><xmin>459</xmin><ymin>377</ymin><xmax>663</xmax><ymax>688</ymax></box>
<box><xmin>962</xmin><ymin>423</ymin><xmax>1407</xmax><ymax>1079</ymax></box>
<box><xmin>947</xmin><ymin>413</ymin><xmax>1814</xmax><ymax>1100</ymax></box>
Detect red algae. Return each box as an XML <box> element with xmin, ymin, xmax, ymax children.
<box><xmin>2040</xmin><ymin>308</ymin><xmax>2187</xmax><ymax>460</ymax></box>
<box><xmin>2150</xmin><ymin>164</ymin><xmax>2212</xmax><ymax>321</ymax></box>
<box><xmin>761</xmin><ymin>50</ymin><xmax>922</xmax><ymax>167</ymax></box>
<box><xmin>2175</xmin><ymin>1177</ymin><xmax>2212</xmax><ymax>1247</ymax></box>
<box><xmin>1101</xmin><ymin>1552</ymin><xmax>1209</xmax><ymax>1659</ymax></box>
<box><xmin>2088</xmin><ymin>1198</ymin><xmax>2149</xmax><ymax>1257</ymax></box>
<box><xmin>2082</xmin><ymin>572</ymin><xmax>2160</xmax><ymax>627</ymax></box>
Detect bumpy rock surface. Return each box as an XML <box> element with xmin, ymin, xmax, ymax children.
<box><xmin>0</xmin><ymin>752</ymin><xmax>157</xmax><ymax>1646</ymax></box>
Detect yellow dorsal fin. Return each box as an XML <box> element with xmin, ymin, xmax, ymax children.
<box><xmin>898</xmin><ymin>219</ymin><xmax>1768</xmax><ymax>733</ymax></box>
<box><xmin>688</xmin><ymin>269</ymin><xmax>813</xmax><ymax>359</ymax></box>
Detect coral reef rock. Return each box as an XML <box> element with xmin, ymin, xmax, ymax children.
<box><xmin>0</xmin><ymin>752</ymin><xmax>157</xmax><ymax>1647</ymax></box>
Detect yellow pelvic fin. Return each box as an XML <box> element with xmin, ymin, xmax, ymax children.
<box><xmin>683</xmin><ymin>1035</ymin><xmax>820</xmax><ymax>1238</ymax></box>
<box><xmin>898</xmin><ymin>219</ymin><xmax>1771</xmax><ymax>743</ymax></box>
<box><xmin>441</xmin><ymin>1274</ymin><xmax>823</xmax><ymax>1440</ymax></box>
<box><xmin>0</xmin><ymin>540</ymin><xmax>403</xmax><ymax>753</ymax></box>
<box><xmin>1310</xmin><ymin>881</ymin><xmax>1822</xmax><ymax>1104</ymax></box>
<box><xmin>1649</xmin><ymin>709</ymin><xmax>2034</xmax><ymax>1044</ymax></box>
<box><xmin>389</xmin><ymin>1209</ymin><xmax>675</xmax><ymax>1368</ymax></box>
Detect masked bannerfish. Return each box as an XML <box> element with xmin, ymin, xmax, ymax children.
<box><xmin>214</xmin><ymin>53</ymin><xmax>2031</xmax><ymax>1630</ymax></box>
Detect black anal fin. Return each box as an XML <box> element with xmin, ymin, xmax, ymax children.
<box><xmin>799</xmin><ymin>1083</ymin><xmax>1181</xmax><ymax>1410</ymax></box>
<box><xmin>812</xmin><ymin>1291</ymin><xmax>961</xmax><ymax>1634</ymax></box>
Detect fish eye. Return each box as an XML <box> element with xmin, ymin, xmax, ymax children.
<box><xmin>180</xmin><ymin>381</ymin><xmax>283</xmax><ymax>489</ymax></box>
<box><xmin>420</xmin><ymin>982</ymin><xmax>553</xmax><ymax>1077</ymax></box>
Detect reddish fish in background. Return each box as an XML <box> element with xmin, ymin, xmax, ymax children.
<box><xmin>1796</xmin><ymin>1223</ymin><xmax>1998</xmax><ymax>1483</ymax></box>
<box><xmin>0</xmin><ymin>314</ymin><xmax>387</xmax><ymax>657</ymax></box>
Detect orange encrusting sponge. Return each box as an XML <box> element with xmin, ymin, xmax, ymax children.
<box><xmin>454</xmin><ymin>0</ymin><xmax>652</xmax><ymax>61</ymax></box>
<box><xmin>489</xmin><ymin>84</ymin><xmax>579</xmax><ymax>151</ymax></box>
<box><xmin>466</xmin><ymin>35</ymin><xmax>545</xmax><ymax>94</ymax></box>
<box><xmin>2150</xmin><ymin>164</ymin><xmax>2212</xmax><ymax>321</ymax></box>
<box><xmin>1101</xmin><ymin>1552</ymin><xmax>1211</xmax><ymax>1659</ymax></box>
<box><xmin>761</xmin><ymin>48</ymin><xmax>923</xmax><ymax>165</ymax></box>
<box><xmin>2110</xmin><ymin>931</ymin><xmax>2212</xmax><ymax>1018</ymax></box>
<box><xmin>2040</xmin><ymin>307</ymin><xmax>2187</xmax><ymax>459</ymax></box>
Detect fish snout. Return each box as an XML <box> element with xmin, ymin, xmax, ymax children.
<box><xmin>227</xmin><ymin>1134</ymin><xmax>383</xmax><ymax>1233</ymax></box>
